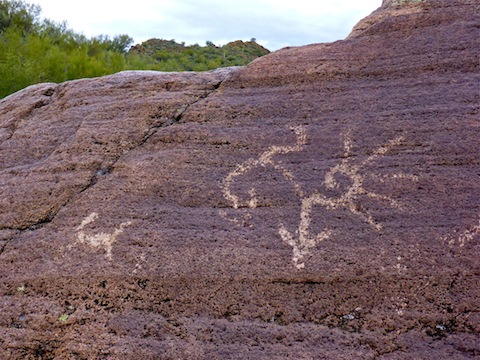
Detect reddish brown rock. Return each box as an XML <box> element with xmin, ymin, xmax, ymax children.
<box><xmin>0</xmin><ymin>0</ymin><xmax>479</xmax><ymax>358</ymax></box>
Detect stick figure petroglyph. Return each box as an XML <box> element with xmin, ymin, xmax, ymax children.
<box><xmin>222</xmin><ymin>126</ymin><xmax>418</xmax><ymax>269</ymax></box>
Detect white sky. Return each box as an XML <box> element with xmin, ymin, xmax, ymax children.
<box><xmin>31</xmin><ymin>0</ymin><xmax>382</xmax><ymax>51</ymax></box>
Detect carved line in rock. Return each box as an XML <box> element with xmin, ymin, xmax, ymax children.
<box><xmin>222</xmin><ymin>126</ymin><xmax>419</xmax><ymax>269</ymax></box>
<box><xmin>69</xmin><ymin>212</ymin><xmax>131</xmax><ymax>260</ymax></box>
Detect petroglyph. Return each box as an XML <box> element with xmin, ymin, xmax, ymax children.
<box><xmin>322</xmin><ymin>130</ymin><xmax>408</xmax><ymax>230</ymax></box>
<box><xmin>222</xmin><ymin>126</ymin><xmax>418</xmax><ymax>269</ymax></box>
<box><xmin>444</xmin><ymin>215</ymin><xmax>480</xmax><ymax>248</ymax></box>
<box><xmin>222</xmin><ymin>125</ymin><xmax>307</xmax><ymax>210</ymax></box>
<box><xmin>133</xmin><ymin>253</ymin><xmax>147</xmax><ymax>274</ymax></box>
<box><xmin>70</xmin><ymin>212</ymin><xmax>132</xmax><ymax>260</ymax></box>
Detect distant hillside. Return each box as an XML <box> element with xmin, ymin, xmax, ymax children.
<box><xmin>129</xmin><ymin>38</ymin><xmax>270</xmax><ymax>71</ymax></box>
<box><xmin>0</xmin><ymin>0</ymin><xmax>271</xmax><ymax>98</ymax></box>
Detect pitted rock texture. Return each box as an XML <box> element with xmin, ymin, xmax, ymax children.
<box><xmin>1</xmin><ymin>0</ymin><xmax>479</xmax><ymax>358</ymax></box>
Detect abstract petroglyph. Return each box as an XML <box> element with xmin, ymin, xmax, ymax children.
<box><xmin>322</xmin><ymin>130</ymin><xmax>417</xmax><ymax>230</ymax></box>
<box><xmin>444</xmin><ymin>215</ymin><xmax>480</xmax><ymax>248</ymax></box>
<box><xmin>70</xmin><ymin>212</ymin><xmax>132</xmax><ymax>260</ymax></box>
<box><xmin>222</xmin><ymin>125</ymin><xmax>307</xmax><ymax>210</ymax></box>
<box><xmin>222</xmin><ymin>126</ymin><xmax>419</xmax><ymax>269</ymax></box>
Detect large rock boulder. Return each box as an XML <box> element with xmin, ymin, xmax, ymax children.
<box><xmin>0</xmin><ymin>0</ymin><xmax>478</xmax><ymax>358</ymax></box>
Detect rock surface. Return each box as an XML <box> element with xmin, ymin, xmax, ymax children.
<box><xmin>0</xmin><ymin>0</ymin><xmax>479</xmax><ymax>358</ymax></box>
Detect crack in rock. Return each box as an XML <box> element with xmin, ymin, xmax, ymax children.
<box><xmin>0</xmin><ymin>74</ymin><xmax>229</xmax><ymax>234</ymax></box>
<box><xmin>0</xmin><ymin>230</ymin><xmax>19</xmax><ymax>257</ymax></box>
<box><xmin>141</xmin><ymin>79</ymin><xmax>225</xmax><ymax>146</ymax></box>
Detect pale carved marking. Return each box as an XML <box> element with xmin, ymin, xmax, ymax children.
<box><xmin>70</xmin><ymin>212</ymin><xmax>132</xmax><ymax>260</ymax></box>
<box><xmin>133</xmin><ymin>253</ymin><xmax>147</xmax><ymax>274</ymax></box>
<box><xmin>222</xmin><ymin>126</ymin><xmax>418</xmax><ymax>269</ymax></box>
<box><xmin>222</xmin><ymin>125</ymin><xmax>307</xmax><ymax>211</ymax></box>
<box><xmin>444</xmin><ymin>216</ymin><xmax>480</xmax><ymax>248</ymax></box>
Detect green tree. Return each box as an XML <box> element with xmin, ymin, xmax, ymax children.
<box><xmin>109</xmin><ymin>34</ymin><xmax>134</xmax><ymax>53</ymax></box>
<box><xmin>0</xmin><ymin>0</ymin><xmax>40</xmax><ymax>33</ymax></box>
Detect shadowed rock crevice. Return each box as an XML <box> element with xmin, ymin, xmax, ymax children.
<box><xmin>140</xmin><ymin>77</ymin><xmax>227</xmax><ymax>147</ymax></box>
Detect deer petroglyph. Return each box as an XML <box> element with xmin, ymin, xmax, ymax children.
<box><xmin>71</xmin><ymin>212</ymin><xmax>132</xmax><ymax>260</ymax></box>
<box><xmin>222</xmin><ymin>126</ymin><xmax>418</xmax><ymax>269</ymax></box>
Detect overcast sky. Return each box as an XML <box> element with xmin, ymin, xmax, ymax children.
<box><xmin>32</xmin><ymin>0</ymin><xmax>381</xmax><ymax>51</ymax></box>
